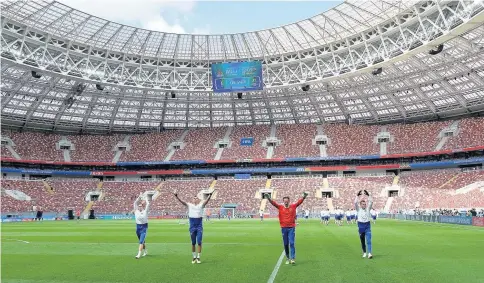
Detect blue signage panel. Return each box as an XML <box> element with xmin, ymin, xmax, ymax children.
<box><xmin>211</xmin><ymin>61</ymin><xmax>263</xmax><ymax>93</ymax></box>
<box><xmin>240</xmin><ymin>137</ymin><xmax>254</xmax><ymax>146</ymax></box>
<box><xmin>235</xmin><ymin>174</ymin><xmax>251</xmax><ymax>180</ymax></box>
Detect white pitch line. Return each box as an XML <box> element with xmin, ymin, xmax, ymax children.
<box><xmin>267</xmin><ymin>250</ymin><xmax>285</xmax><ymax>283</ymax></box>
<box><xmin>5</xmin><ymin>239</ymin><xmax>30</xmax><ymax>244</ymax></box>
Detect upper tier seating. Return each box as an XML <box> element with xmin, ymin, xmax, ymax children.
<box><xmin>171</xmin><ymin>127</ymin><xmax>226</xmax><ymax>160</ymax></box>
<box><xmin>443</xmin><ymin>117</ymin><xmax>484</xmax><ymax>150</ymax></box>
<box><xmin>119</xmin><ymin>131</ymin><xmax>183</xmax><ymax>161</ymax></box>
<box><xmin>2</xmin><ymin>118</ymin><xmax>483</xmax><ymax>162</ymax></box>
<box><xmin>387</xmin><ymin>121</ymin><xmax>450</xmax><ymax>154</ymax></box>
<box><xmin>8</xmin><ymin>132</ymin><xmax>63</xmax><ymax>161</ymax></box>
<box><xmin>221</xmin><ymin>125</ymin><xmax>270</xmax><ymax>159</ymax></box>
<box><xmin>1</xmin><ymin>146</ymin><xmax>13</xmax><ymax>158</ymax></box>
<box><xmin>323</xmin><ymin>124</ymin><xmax>380</xmax><ymax>156</ymax></box>
<box><xmin>68</xmin><ymin>135</ymin><xmax>122</xmax><ymax>162</ymax></box>
<box><xmin>273</xmin><ymin>124</ymin><xmax>319</xmax><ymax>158</ymax></box>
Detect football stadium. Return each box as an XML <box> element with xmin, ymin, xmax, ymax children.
<box><xmin>1</xmin><ymin>0</ymin><xmax>484</xmax><ymax>282</ymax></box>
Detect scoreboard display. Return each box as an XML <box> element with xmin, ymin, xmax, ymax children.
<box><xmin>211</xmin><ymin>61</ymin><xmax>263</xmax><ymax>93</ymax></box>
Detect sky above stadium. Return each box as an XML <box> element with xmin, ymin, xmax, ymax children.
<box><xmin>57</xmin><ymin>0</ymin><xmax>343</xmax><ymax>34</ymax></box>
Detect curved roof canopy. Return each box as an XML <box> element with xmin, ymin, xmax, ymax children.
<box><xmin>1</xmin><ymin>0</ymin><xmax>484</xmax><ymax>133</ymax></box>
<box><xmin>1</xmin><ymin>0</ymin><xmax>418</xmax><ymax>59</ymax></box>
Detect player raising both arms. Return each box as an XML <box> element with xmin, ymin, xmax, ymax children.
<box><xmin>174</xmin><ymin>191</ymin><xmax>215</xmax><ymax>264</ymax></box>
<box><xmin>134</xmin><ymin>193</ymin><xmax>150</xmax><ymax>259</ymax></box>
<box><xmin>355</xmin><ymin>190</ymin><xmax>373</xmax><ymax>259</ymax></box>
<box><xmin>265</xmin><ymin>192</ymin><xmax>307</xmax><ymax>265</ymax></box>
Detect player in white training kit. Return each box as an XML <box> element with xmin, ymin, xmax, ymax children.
<box><xmin>320</xmin><ymin>209</ymin><xmax>330</xmax><ymax>225</ymax></box>
<box><xmin>335</xmin><ymin>207</ymin><xmax>342</xmax><ymax>226</ymax></box>
<box><xmin>351</xmin><ymin>209</ymin><xmax>357</xmax><ymax>224</ymax></box>
<box><xmin>134</xmin><ymin>193</ymin><xmax>150</xmax><ymax>259</ymax></box>
<box><xmin>345</xmin><ymin>209</ymin><xmax>352</xmax><ymax>225</ymax></box>
<box><xmin>355</xmin><ymin>190</ymin><xmax>373</xmax><ymax>259</ymax></box>
<box><xmin>175</xmin><ymin>191</ymin><xmax>215</xmax><ymax>264</ymax></box>
<box><xmin>371</xmin><ymin>209</ymin><xmax>377</xmax><ymax>224</ymax></box>
<box><xmin>304</xmin><ymin>209</ymin><xmax>310</xmax><ymax>221</ymax></box>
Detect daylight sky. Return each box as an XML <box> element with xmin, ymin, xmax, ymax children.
<box><xmin>57</xmin><ymin>0</ymin><xmax>343</xmax><ymax>34</ymax></box>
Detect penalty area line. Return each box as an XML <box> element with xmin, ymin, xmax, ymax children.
<box><xmin>267</xmin><ymin>250</ymin><xmax>285</xmax><ymax>283</ymax></box>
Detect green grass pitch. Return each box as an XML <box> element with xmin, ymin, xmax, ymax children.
<box><xmin>2</xmin><ymin>219</ymin><xmax>483</xmax><ymax>283</ymax></box>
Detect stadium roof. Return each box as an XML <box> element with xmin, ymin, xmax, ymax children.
<box><xmin>1</xmin><ymin>0</ymin><xmax>484</xmax><ymax>133</ymax></box>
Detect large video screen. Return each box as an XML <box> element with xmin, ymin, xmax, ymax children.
<box><xmin>211</xmin><ymin>61</ymin><xmax>263</xmax><ymax>93</ymax></box>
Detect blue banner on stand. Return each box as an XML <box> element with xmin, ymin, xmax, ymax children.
<box><xmin>235</xmin><ymin>174</ymin><xmax>251</xmax><ymax>179</ymax></box>
<box><xmin>240</xmin><ymin>137</ymin><xmax>254</xmax><ymax>146</ymax></box>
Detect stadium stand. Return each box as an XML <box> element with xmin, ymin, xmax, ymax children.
<box><xmin>68</xmin><ymin>135</ymin><xmax>121</xmax><ymax>162</ymax></box>
<box><xmin>149</xmin><ymin>179</ymin><xmax>213</xmax><ymax>214</ymax></box>
<box><xmin>328</xmin><ymin>176</ymin><xmax>393</xmax><ymax>210</ymax></box>
<box><xmin>2</xmin><ymin>118</ymin><xmax>484</xmax><ymax>162</ymax></box>
<box><xmin>387</xmin><ymin>121</ymin><xmax>450</xmax><ymax>154</ymax></box>
<box><xmin>270</xmin><ymin>177</ymin><xmax>325</xmax><ymax>212</ymax></box>
<box><xmin>323</xmin><ymin>124</ymin><xmax>380</xmax><ymax>156</ymax></box>
<box><xmin>1</xmin><ymin>146</ymin><xmax>13</xmax><ymax>158</ymax></box>
<box><xmin>210</xmin><ymin>178</ymin><xmax>266</xmax><ymax>212</ymax></box>
<box><xmin>1</xmin><ymin>183</ymin><xmax>31</xmax><ymax>213</ymax></box>
<box><xmin>171</xmin><ymin>127</ymin><xmax>226</xmax><ymax>160</ymax></box>
<box><xmin>443</xmin><ymin>117</ymin><xmax>484</xmax><ymax>150</ymax></box>
<box><xmin>221</xmin><ymin>125</ymin><xmax>270</xmax><ymax>159</ymax></box>
<box><xmin>93</xmin><ymin>181</ymin><xmax>158</xmax><ymax>214</ymax></box>
<box><xmin>119</xmin><ymin>131</ymin><xmax>183</xmax><ymax>161</ymax></box>
<box><xmin>393</xmin><ymin>169</ymin><xmax>484</xmax><ymax>210</ymax></box>
<box><xmin>273</xmin><ymin>124</ymin><xmax>319</xmax><ymax>158</ymax></box>
<box><xmin>1</xmin><ymin>170</ymin><xmax>483</xmax><ymax>215</ymax></box>
<box><xmin>8</xmin><ymin>132</ymin><xmax>63</xmax><ymax>161</ymax></box>
<box><xmin>0</xmin><ymin>179</ymin><xmax>97</xmax><ymax>213</ymax></box>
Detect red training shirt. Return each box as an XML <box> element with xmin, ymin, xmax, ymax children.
<box><xmin>270</xmin><ymin>199</ymin><xmax>304</xmax><ymax>228</ymax></box>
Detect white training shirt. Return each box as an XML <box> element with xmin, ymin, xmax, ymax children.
<box><xmin>134</xmin><ymin>199</ymin><xmax>150</xmax><ymax>225</ymax></box>
<box><xmin>305</xmin><ymin>210</ymin><xmax>310</xmax><ymax>216</ymax></box>
<box><xmin>371</xmin><ymin>209</ymin><xmax>377</xmax><ymax>216</ymax></box>
<box><xmin>187</xmin><ymin>202</ymin><xmax>204</xmax><ymax>218</ymax></box>
<box><xmin>346</xmin><ymin>211</ymin><xmax>352</xmax><ymax>216</ymax></box>
<box><xmin>355</xmin><ymin>196</ymin><xmax>373</xmax><ymax>223</ymax></box>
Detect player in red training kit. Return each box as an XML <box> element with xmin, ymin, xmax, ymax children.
<box><xmin>265</xmin><ymin>192</ymin><xmax>308</xmax><ymax>265</ymax></box>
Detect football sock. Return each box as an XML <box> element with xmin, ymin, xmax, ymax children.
<box><xmin>192</xmin><ymin>252</ymin><xmax>197</xmax><ymax>258</ymax></box>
